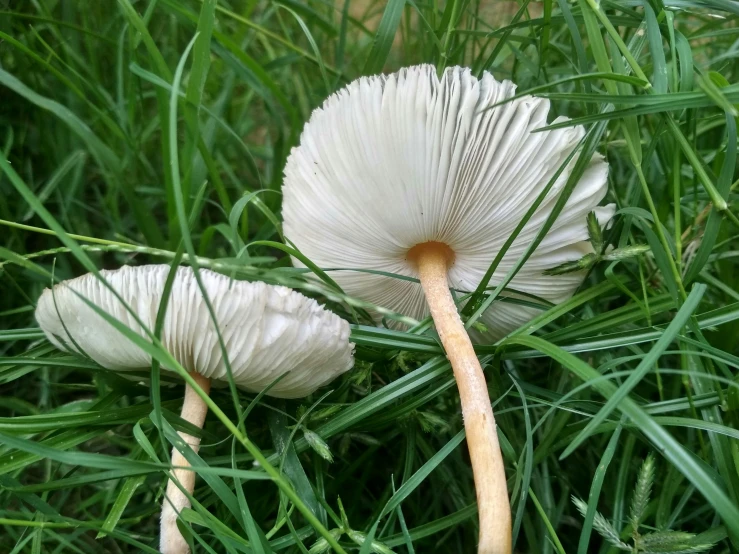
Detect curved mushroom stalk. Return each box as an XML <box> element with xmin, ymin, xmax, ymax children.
<box><xmin>411</xmin><ymin>243</ymin><xmax>511</xmax><ymax>553</ymax></box>
<box><xmin>160</xmin><ymin>373</ymin><xmax>211</xmax><ymax>554</ymax></box>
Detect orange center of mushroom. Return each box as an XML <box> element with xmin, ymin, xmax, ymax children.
<box><xmin>406</xmin><ymin>241</ymin><xmax>456</xmax><ymax>271</ymax></box>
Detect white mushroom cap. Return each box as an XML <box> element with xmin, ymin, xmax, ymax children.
<box><xmin>283</xmin><ymin>64</ymin><xmax>615</xmax><ymax>338</ymax></box>
<box><xmin>35</xmin><ymin>265</ymin><xmax>355</xmax><ymax>398</ymax></box>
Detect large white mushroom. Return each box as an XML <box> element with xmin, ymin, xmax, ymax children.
<box><xmin>35</xmin><ymin>265</ymin><xmax>355</xmax><ymax>554</ymax></box>
<box><xmin>282</xmin><ymin>65</ymin><xmax>614</xmax><ymax>553</ymax></box>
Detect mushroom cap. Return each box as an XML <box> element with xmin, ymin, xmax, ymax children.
<box><xmin>35</xmin><ymin>265</ymin><xmax>355</xmax><ymax>399</ymax></box>
<box><xmin>282</xmin><ymin>65</ymin><xmax>615</xmax><ymax>339</ymax></box>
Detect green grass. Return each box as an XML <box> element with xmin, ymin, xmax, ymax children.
<box><xmin>1</xmin><ymin>0</ymin><xmax>739</xmax><ymax>552</ymax></box>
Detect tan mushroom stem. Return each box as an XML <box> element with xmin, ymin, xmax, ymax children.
<box><xmin>160</xmin><ymin>372</ymin><xmax>212</xmax><ymax>554</ymax></box>
<box><xmin>408</xmin><ymin>242</ymin><xmax>511</xmax><ymax>554</ymax></box>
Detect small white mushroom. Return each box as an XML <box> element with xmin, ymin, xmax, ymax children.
<box><xmin>282</xmin><ymin>65</ymin><xmax>614</xmax><ymax>554</ymax></box>
<box><xmin>35</xmin><ymin>264</ymin><xmax>355</xmax><ymax>554</ymax></box>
